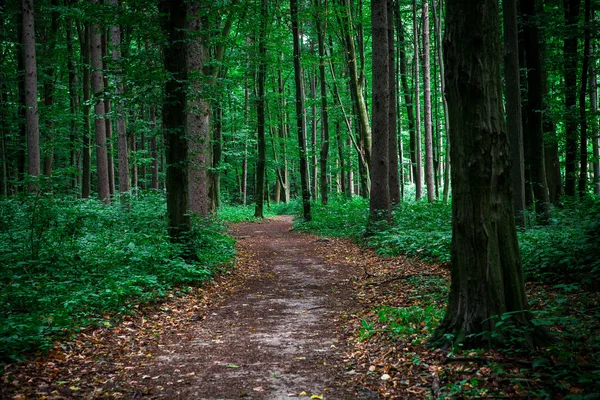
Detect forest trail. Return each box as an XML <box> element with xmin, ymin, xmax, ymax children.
<box><xmin>1</xmin><ymin>216</ymin><xmax>376</xmax><ymax>399</ymax></box>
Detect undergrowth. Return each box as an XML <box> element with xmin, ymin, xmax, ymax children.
<box><xmin>0</xmin><ymin>191</ymin><xmax>235</xmax><ymax>363</ymax></box>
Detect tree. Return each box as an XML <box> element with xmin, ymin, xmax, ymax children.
<box><xmin>22</xmin><ymin>0</ymin><xmax>40</xmax><ymax>192</ymax></box>
<box><xmin>254</xmin><ymin>0</ymin><xmax>267</xmax><ymax>219</ymax></box>
<box><xmin>315</xmin><ymin>0</ymin><xmax>330</xmax><ymax>205</ymax></box>
<box><xmin>387</xmin><ymin>0</ymin><xmax>400</xmax><ymax>205</ymax></box>
<box><xmin>422</xmin><ymin>1</ymin><xmax>435</xmax><ymax>202</ymax></box>
<box><xmin>431</xmin><ymin>0</ymin><xmax>550</xmax><ymax>348</ymax></box>
<box><xmin>412</xmin><ymin>0</ymin><xmax>423</xmax><ymax>200</ymax></box>
<box><xmin>563</xmin><ymin>0</ymin><xmax>580</xmax><ymax>196</ymax></box>
<box><xmin>369</xmin><ymin>0</ymin><xmax>391</xmax><ymax>224</ymax></box>
<box><xmin>89</xmin><ymin>0</ymin><xmax>110</xmax><ymax>204</ymax></box>
<box><xmin>159</xmin><ymin>0</ymin><xmax>190</xmax><ymax>243</ymax></box>
<box><xmin>503</xmin><ymin>0</ymin><xmax>526</xmax><ymax>226</ymax></box>
<box><xmin>578</xmin><ymin>0</ymin><xmax>591</xmax><ymax>196</ymax></box>
<box><xmin>291</xmin><ymin>0</ymin><xmax>311</xmax><ymax>221</ymax></box>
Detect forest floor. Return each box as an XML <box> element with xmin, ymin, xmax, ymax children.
<box><xmin>2</xmin><ymin>216</ymin><xmax>595</xmax><ymax>399</ymax></box>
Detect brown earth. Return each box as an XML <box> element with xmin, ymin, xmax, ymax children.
<box><xmin>1</xmin><ymin>216</ymin><xmax>380</xmax><ymax>400</ymax></box>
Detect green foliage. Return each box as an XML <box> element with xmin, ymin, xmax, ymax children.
<box><xmin>360</xmin><ymin>305</ymin><xmax>444</xmax><ymax>343</ymax></box>
<box><xmin>0</xmin><ymin>191</ymin><xmax>235</xmax><ymax>363</ymax></box>
<box><xmin>295</xmin><ymin>196</ymin><xmax>370</xmax><ymax>237</ymax></box>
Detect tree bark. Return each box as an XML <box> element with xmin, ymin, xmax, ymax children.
<box><xmin>591</xmin><ymin>62</ymin><xmax>600</xmax><ymax>194</ymax></box>
<box><xmin>388</xmin><ymin>0</ymin><xmax>400</xmax><ymax>205</ymax></box>
<box><xmin>23</xmin><ymin>0</ymin><xmax>40</xmax><ymax>192</ymax></box>
<box><xmin>254</xmin><ymin>0</ymin><xmax>267</xmax><ymax>219</ymax></box>
<box><xmin>369</xmin><ymin>0</ymin><xmax>391</xmax><ymax>224</ymax></box>
<box><xmin>66</xmin><ymin>9</ymin><xmax>79</xmax><ymax>193</ymax></box>
<box><xmin>563</xmin><ymin>0</ymin><xmax>580</xmax><ymax>196</ymax></box>
<box><xmin>79</xmin><ymin>23</ymin><xmax>92</xmax><ymax>199</ymax></box>
<box><xmin>431</xmin><ymin>0</ymin><xmax>551</xmax><ymax>348</ymax></box>
<box><xmin>291</xmin><ymin>0</ymin><xmax>312</xmax><ymax>221</ymax></box>
<box><xmin>423</xmin><ymin>1</ymin><xmax>435</xmax><ymax>202</ymax></box>
<box><xmin>41</xmin><ymin>0</ymin><xmax>58</xmax><ymax>179</ymax></box>
<box><xmin>413</xmin><ymin>0</ymin><xmax>423</xmax><ymax>200</ymax></box>
<box><xmin>159</xmin><ymin>0</ymin><xmax>190</xmax><ymax>243</ymax></box>
<box><xmin>101</xmin><ymin>30</ymin><xmax>115</xmax><ymax>195</ymax></box>
<box><xmin>315</xmin><ymin>0</ymin><xmax>330</xmax><ymax>205</ymax></box>
<box><xmin>503</xmin><ymin>0</ymin><xmax>526</xmax><ymax>226</ymax></box>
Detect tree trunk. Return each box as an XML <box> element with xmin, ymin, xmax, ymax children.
<box><xmin>79</xmin><ymin>23</ymin><xmax>92</xmax><ymax>199</ymax></box>
<box><xmin>255</xmin><ymin>0</ymin><xmax>267</xmax><ymax>218</ymax></box>
<box><xmin>66</xmin><ymin>10</ymin><xmax>79</xmax><ymax>193</ymax></box>
<box><xmin>422</xmin><ymin>1</ymin><xmax>435</xmax><ymax>202</ymax></box>
<box><xmin>395</xmin><ymin>9</ymin><xmax>418</xmax><ymax>190</ymax></box>
<box><xmin>150</xmin><ymin>106</ymin><xmax>159</xmax><ymax>190</ymax></box>
<box><xmin>369</xmin><ymin>0</ymin><xmax>391</xmax><ymax>224</ymax></box>
<box><xmin>187</xmin><ymin>3</ymin><xmax>211</xmax><ymax>216</ymax></box>
<box><xmin>41</xmin><ymin>0</ymin><xmax>58</xmax><ymax>180</ymax></box>
<box><xmin>159</xmin><ymin>0</ymin><xmax>190</xmax><ymax>243</ymax></box>
<box><xmin>503</xmin><ymin>0</ymin><xmax>526</xmax><ymax>226</ymax></box>
<box><xmin>101</xmin><ymin>30</ymin><xmax>115</xmax><ymax>195</ymax></box>
<box><xmin>431</xmin><ymin>0</ymin><xmax>551</xmax><ymax>348</ymax></box>
<box><xmin>563</xmin><ymin>0</ymin><xmax>580</xmax><ymax>196</ymax></box>
<box><xmin>109</xmin><ymin>1</ymin><xmax>130</xmax><ymax>199</ymax></box>
<box><xmin>309</xmin><ymin>67</ymin><xmax>318</xmax><ymax>202</ymax></box>
<box><xmin>578</xmin><ymin>0</ymin><xmax>591</xmax><ymax>197</ymax></box>
<box><xmin>388</xmin><ymin>0</ymin><xmax>400</xmax><ymax>205</ymax></box>
<box><xmin>413</xmin><ymin>0</ymin><xmax>423</xmax><ymax>200</ymax></box>
<box><xmin>315</xmin><ymin>0</ymin><xmax>330</xmax><ymax>205</ymax></box>
<box><xmin>211</xmin><ymin>102</ymin><xmax>223</xmax><ymax>210</ymax></box>
<box><xmin>23</xmin><ymin>0</ymin><xmax>40</xmax><ymax>192</ymax></box>
<box><xmin>521</xmin><ymin>0</ymin><xmax>551</xmax><ymax>221</ymax></box>
<box><xmin>591</xmin><ymin>62</ymin><xmax>600</xmax><ymax>194</ymax></box>
<box><xmin>291</xmin><ymin>0</ymin><xmax>311</xmax><ymax>221</ymax></box>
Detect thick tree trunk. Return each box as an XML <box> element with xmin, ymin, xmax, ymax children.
<box><xmin>291</xmin><ymin>0</ymin><xmax>312</xmax><ymax>221</ymax></box>
<box><xmin>503</xmin><ymin>0</ymin><xmax>526</xmax><ymax>226</ymax></box>
<box><xmin>187</xmin><ymin>3</ymin><xmax>211</xmax><ymax>216</ymax></box>
<box><xmin>254</xmin><ymin>0</ymin><xmax>267</xmax><ymax>218</ymax></box>
<box><xmin>431</xmin><ymin>0</ymin><xmax>550</xmax><ymax>348</ymax></box>
<box><xmin>521</xmin><ymin>0</ymin><xmax>551</xmax><ymax>221</ymax></box>
<box><xmin>369</xmin><ymin>0</ymin><xmax>391</xmax><ymax>224</ymax></box>
<box><xmin>423</xmin><ymin>1</ymin><xmax>435</xmax><ymax>203</ymax></box>
<box><xmin>23</xmin><ymin>0</ymin><xmax>40</xmax><ymax>192</ymax></box>
<box><xmin>563</xmin><ymin>0</ymin><xmax>580</xmax><ymax>196</ymax></box>
<box><xmin>159</xmin><ymin>0</ymin><xmax>190</xmax><ymax>243</ymax></box>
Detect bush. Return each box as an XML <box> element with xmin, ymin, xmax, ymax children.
<box><xmin>0</xmin><ymin>191</ymin><xmax>235</xmax><ymax>363</ymax></box>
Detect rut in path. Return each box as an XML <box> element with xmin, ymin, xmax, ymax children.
<box><xmin>128</xmin><ymin>216</ymin><xmax>372</xmax><ymax>399</ymax></box>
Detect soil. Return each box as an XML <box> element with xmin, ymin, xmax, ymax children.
<box><xmin>1</xmin><ymin>216</ymin><xmax>377</xmax><ymax>400</ymax></box>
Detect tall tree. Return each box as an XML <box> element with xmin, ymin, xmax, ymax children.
<box><xmin>422</xmin><ymin>1</ymin><xmax>435</xmax><ymax>202</ymax></box>
<box><xmin>431</xmin><ymin>0</ymin><xmax>550</xmax><ymax>347</ymax></box>
<box><xmin>578</xmin><ymin>0</ymin><xmax>591</xmax><ymax>196</ymax></box>
<box><xmin>563</xmin><ymin>0</ymin><xmax>580</xmax><ymax>196</ymax></box>
<box><xmin>159</xmin><ymin>0</ymin><xmax>190</xmax><ymax>242</ymax></box>
<box><xmin>79</xmin><ymin>23</ymin><xmax>92</xmax><ymax>198</ymax></box>
<box><xmin>369</xmin><ymin>0</ymin><xmax>391</xmax><ymax>223</ymax></box>
<box><xmin>22</xmin><ymin>0</ymin><xmax>40</xmax><ymax>192</ymax></box>
<box><xmin>291</xmin><ymin>0</ymin><xmax>311</xmax><ymax>221</ymax></box>
<box><xmin>387</xmin><ymin>0</ymin><xmax>400</xmax><ymax>205</ymax></box>
<box><xmin>412</xmin><ymin>0</ymin><xmax>423</xmax><ymax>200</ymax></box>
<box><xmin>254</xmin><ymin>0</ymin><xmax>267</xmax><ymax>219</ymax></box>
<box><xmin>110</xmin><ymin>0</ymin><xmax>129</xmax><ymax>198</ymax></box>
<box><xmin>591</xmin><ymin>61</ymin><xmax>600</xmax><ymax>194</ymax></box>
<box><xmin>314</xmin><ymin>0</ymin><xmax>330</xmax><ymax>205</ymax></box>
<box><xmin>89</xmin><ymin>3</ymin><xmax>110</xmax><ymax>204</ymax></box>
<box><xmin>521</xmin><ymin>0</ymin><xmax>550</xmax><ymax>221</ymax></box>
<box><xmin>503</xmin><ymin>0</ymin><xmax>526</xmax><ymax>226</ymax></box>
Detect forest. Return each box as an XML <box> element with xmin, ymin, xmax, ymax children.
<box><xmin>1</xmin><ymin>0</ymin><xmax>599</xmax><ymax>398</ymax></box>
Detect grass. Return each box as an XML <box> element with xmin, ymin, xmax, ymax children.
<box><xmin>0</xmin><ymin>191</ymin><xmax>235</xmax><ymax>363</ymax></box>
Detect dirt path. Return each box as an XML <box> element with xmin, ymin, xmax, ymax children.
<box><xmin>1</xmin><ymin>216</ymin><xmax>376</xmax><ymax>399</ymax></box>
<box><xmin>132</xmin><ymin>216</ymin><xmax>366</xmax><ymax>399</ymax></box>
